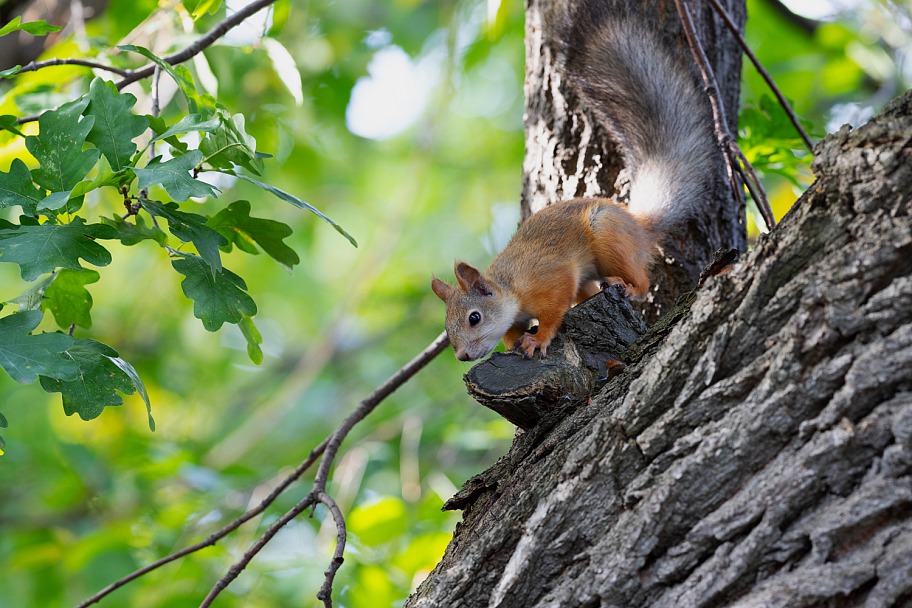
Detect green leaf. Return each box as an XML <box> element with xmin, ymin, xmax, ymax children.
<box><xmin>200</xmin><ymin>113</ymin><xmax>264</xmax><ymax>175</ymax></box>
<box><xmin>42</xmin><ymin>268</ymin><xmax>99</xmax><ymax>329</ymax></box>
<box><xmin>150</xmin><ymin>113</ymin><xmax>220</xmax><ymax>144</ymax></box>
<box><xmin>182</xmin><ymin>0</ymin><xmax>223</xmax><ymax>19</ymax></box>
<box><xmin>0</xmin><ymin>115</ymin><xmax>24</xmax><ymax>136</ymax></box>
<box><xmin>141</xmin><ymin>199</ymin><xmax>226</xmax><ymax>271</ymax></box>
<box><xmin>171</xmin><ymin>253</ymin><xmax>257</xmax><ymax>331</ymax></box>
<box><xmin>207</xmin><ymin>200</ymin><xmax>299</xmax><ymax>269</ymax></box>
<box><xmin>0</xmin><ymin>310</ymin><xmax>77</xmax><ymax>384</ymax></box>
<box><xmin>5</xmin><ymin>273</ymin><xmax>57</xmax><ymax>311</ymax></box>
<box><xmin>0</xmin><ymin>17</ymin><xmax>62</xmax><ymax>37</ymax></box>
<box><xmin>238</xmin><ymin>315</ymin><xmax>263</xmax><ymax>364</ymax></box>
<box><xmin>0</xmin><ymin>66</ymin><xmax>21</xmax><ymax>79</ymax></box>
<box><xmin>85</xmin><ymin>78</ymin><xmax>149</xmax><ymax>172</ymax></box>
<box><xmin>133</xmin><ymin>151</ymin><xmax>217</xmax><ymax>201</ymax></box>
<box><xmin>233</xmin><ymin>173</ymin><xmax>358</xmax><ymax>247</ymax></box>
<box><xmin>25</xmin><ymin>97</ymin><xmax>99</xmax><ymax>198</ymax></box>
<box><xmin>0</xmin><ymin>158</ymin><xmax>45</xmax><ymax>214</ymax></box>
<box><xmin>117</xmin><ymin>46</ymin><xmax>214</xmax><ymax>116</ymax></box>
<box><xmin>106</xmin><ymin>355</ymin><xmax>154</xmax><ymax>430</ymax></box>
<box><xmin>100</xmin><ymin>214</ymin><xmax>168</xmax><ymax>246</ymax></box>
<box><xmin>0</xmin><ymin>218</ymin><xmax>117</xmax><ymax>281</ymax></box>
<box><xmin>38</xmin><ymin>339</ymin><xmax>144</xmax><ymax>421</ymax></box>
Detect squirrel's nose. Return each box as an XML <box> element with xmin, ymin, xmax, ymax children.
<box><xmin>456</xmin><ymin>350</ymin><xmax>470</xmax><ymax>361</ymax></box>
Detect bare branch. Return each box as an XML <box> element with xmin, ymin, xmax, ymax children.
<box><xmin>16</xmin><ymin>58</ymin><xmax>132</xmax><ymax>77</ymax></box>
<box><xmin>16</xmin><ymin>0</ymin><xmax>279</xmax><ymax>125</ymax></box>
<box><xmin>315</xmin><ymin>492</ymin><xmax>347</xmax><ymax>608</ymax></box>
<box><xmin>74</xmin><ymin>439</ymin><xmax>329</xmax><ymax>608</ymax></box>
<box><xmin>115</xmin><ymin>0</ymin><xmax>279</xmax><ymax>90</ymax></box>
<box><xmin>200</xmin><ymin>331</ymin><xmax>451</xmax><ymax>607</ymax></box>
<box><xmin>673</xmin><ymin>0</ymin><xmax>775</xmax><ymax>230</ymax></box>
<box><xmin>707</xmin><ymin>0</ymin><xmax>815</xmax><ymax>151</ymax></box>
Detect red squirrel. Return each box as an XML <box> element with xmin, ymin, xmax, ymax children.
<box><xmin>432</xmin><ymin>12</ymin><xmax>715</xmax><ymax>361</ymax></box>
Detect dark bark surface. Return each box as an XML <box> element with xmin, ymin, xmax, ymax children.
<box><xmin>521</xmin><ymin>0</ymin><xmax>747</xmax><ymax>323</ymax></box>
<box><xmin>407</xmin><ymin>91</ymin><xmax>912</xmax><ymax>608</ymax></box>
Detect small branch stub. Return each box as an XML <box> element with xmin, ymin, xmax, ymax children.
<box><xmin>464</xmin><ymin>285</ymin><xmax>647</xmax><ymax>429</ymax></box>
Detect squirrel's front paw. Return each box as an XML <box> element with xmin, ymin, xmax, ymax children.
<box><xmin>515</xmin><ymin>333</ymin><xmax>549</xmax><ymax>359</ymax></box>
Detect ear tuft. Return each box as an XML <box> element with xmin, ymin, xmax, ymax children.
<box><xmin>454</xmin><ymin>261</ymin><xmax>493</xmax><ymax>297</ymax></box>
<box><xmin>431</xmin><ymin>277</ymin><xmax>453</xmax><ymax>302</ymax></box>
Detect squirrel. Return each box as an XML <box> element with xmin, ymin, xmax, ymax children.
<box><xmin>432</xmin><ymin>9</ymin><xmax>716</xmax><ymax>362</ymax></box>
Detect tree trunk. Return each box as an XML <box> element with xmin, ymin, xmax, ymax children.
<box><xmin>407</xmin><ymin>5</ymin><xmax>912</xmax><ymax>607</ymax></box>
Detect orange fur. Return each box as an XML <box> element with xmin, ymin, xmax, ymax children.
<box><xmin>434</xmin><ymin>198</ymin><xmax>662</xmax><ymax>360</ymax></box>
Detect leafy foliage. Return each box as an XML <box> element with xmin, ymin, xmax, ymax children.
<box><xmin>0</xmin><ymin>16</ymin><xmax>61</xmax><ymax>38</ymax></box>
<box><xmin>0</xmin><ymin>44</ymin><xmax>354</xmax><ymax>432</ymax></box>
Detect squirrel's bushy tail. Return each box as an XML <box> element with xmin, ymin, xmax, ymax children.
<box><xmin>562</xmin><ymin>6</ymin><xmax>716</xmax><ymax>232</ymax></box>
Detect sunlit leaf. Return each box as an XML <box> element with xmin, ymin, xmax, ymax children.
<box><xmin>106</xmin><ymin>355</ymin><xmax>154</xmax><ymax>430</ymax></box>
<box><xmin>150</xmin><ymin>113</ymin><xmax>220</xmax><ymax>144</ymax></box>
<box><xmin>118</xmin><ymin>46</ymin><xmax>215</xmax><ymax>116</ymax></box>
<box><xmin>207</xmin><ymin>200</ymin><xmax>299</xmax><ymax>269</ymax></box>
<box><xmin>0</xmin><ymin>114</ymin><xmax>24</xmax><ymax>135</ymax></box>
<box><xmin>0</xmin><ymin>310</ymin><xmax>77</xmax><ymax>384</ymax></box>
<box><xmin>0</xmin><ymin>218</ymin><xmax>117</xmax><ymax>281</ymax></box>
<box><xmin>0</xmin><ymin>17</ymin><xmax>62</xmax><ymax>37</ymax></box>
<box><xmin>238</xmin><ymin>314</ymin><xmax>263</xmax><ymax>364</ymax></box>
<box><xmin>42</xmin><ymin>268</ymin><xmax>99</xmax><ymax>329</ymax></box>
<box><xmin>171</xmin><ymin>253</ymin><xmax>256</xmax><ymax>331</ymax></box>
<box><xmin>84</xmin><ymin>78</ymin><xmax>149</xmax><ymax>172</ymax></box>
<box><xmin>5</xmin><ymin>273</ymin><xmax>57</xmax><ymax>311</ymax></box>
<box><xmin>200</xmin><ymin>113</ymin><xmax>264</xmax><ymax>175</ymax></box>
<box><xmin>25</xmin><ymin>97</ymin><xmax>100</xmax><ymax>197</ymax></box>
<box><xmin>348</xmin><ymin>496</ymin><xmax>408</xmax><ymax>547</ymax></box>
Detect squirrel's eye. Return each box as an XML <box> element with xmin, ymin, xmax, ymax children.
<box><xmin>468</xmin><ymin>311</ymin><xmax>481</xmax><ymax>326</ymax></box>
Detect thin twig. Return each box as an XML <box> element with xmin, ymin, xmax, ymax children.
<box><xmin>201</xmin><ymin>331</ymin><xmax>451</xmax><ymax>607</ymax></box>
<box><xmin>115</xmin><ymin>0</ymin><xmax>279</xmax><ymax>89</ymax></box>
<box><xmin>16</xmin><ymin>0</ymin><xmax>279</xmax><ymax>125</ymax></box>
<box><xmin>150</xmin><ymin>66</ymin><xmax>161</xmax><ymax>160</ymax></box>
<box><xmin>16</xmin><ymin>58</ymin><xmax>132</xmax><ymax>77</ymax></box>
<box><xmin>74</xmin><ymin>439</ymin><xmax>328</xmax><ymax>608</ymax></box>
<box><xmin>673</xmin><ymin>0</ymin><xmax>775</xmax><ymax>230</ymax></box>
<box><xmin>199</xmin><ymin>492</ymin><xmax>319</xmax><ymax>608</ymax></box>
<box><xmin>314</xmin><ymin>492</ymin><xmax>346</xmax><ymax>607</ymax></box>
<box><xmin>706</xmin><ymin>0</ymin><xmax>814</xmax><ymax>151</ymax></box>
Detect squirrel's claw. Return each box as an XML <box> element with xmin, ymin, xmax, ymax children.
<box><xmin>516</xmin><ymin>333</ymin><xmax>549</xmax><ymax>359</ymax></box>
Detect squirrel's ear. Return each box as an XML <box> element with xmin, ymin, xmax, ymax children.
<box><xmin>454</xmin><ymin>261</ymin><xmax>493</xmax><ymax>296</ymax></box>
<box><xmin>431</xmin><ymin>277</ymin><xmax>453</xmax><ymax>302</ymax></box>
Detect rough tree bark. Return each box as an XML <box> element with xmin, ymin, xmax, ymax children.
<box><xmin>406</xmin><ymin>3</ymin><xmax>912</xmax><ymax>607</ymax></box>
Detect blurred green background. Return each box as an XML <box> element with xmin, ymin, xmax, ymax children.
<box><xmin>0</xmin><ymin>0</ymin><xmax>908</xmax><ymax>606</ymax></box>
